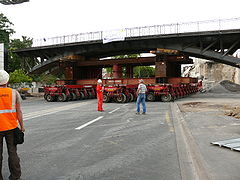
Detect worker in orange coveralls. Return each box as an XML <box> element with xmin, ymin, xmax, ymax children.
<box><xmin>96</xmin><ymin>79</ymin><xmax>104</xmax><ymax>111</ymax></box>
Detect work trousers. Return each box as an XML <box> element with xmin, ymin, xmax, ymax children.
<box><xmin>0</xmin><ymin>130</ymin><xmax>21</xmax><ymax>180</ymax></box>
<box><xmin>97</xmin><ymin>93</ymin><xmax>103</xmax><ymax>111</ymax></box>
<box><xmin>136</xmin><ymin>93</ymin><xmax>146</xmax><ymax>113</ymax></box>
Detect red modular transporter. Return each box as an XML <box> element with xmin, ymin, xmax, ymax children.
<box><xmin>43</xmin><ymin>77</ymin><xmax>202</xmax><ymax>103</ymax></box>
<box><xmin>43</xmin><ymin>51</ymin><xmax>202</xmax><ymax>102</ymax></box>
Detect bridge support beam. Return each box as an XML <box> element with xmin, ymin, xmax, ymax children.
<box><xmin>155</xmin><ymin>55</ymin><xmax>182</xmax><ymax>83</ymax></box>
<box><xmin>126</xmin><ymin>65</ymin><xmax>133</xmax><ymax>78</ymax></box>
<box><xmin>64</xmin><ymin>66</ymin><xmax>74</xmax><ymax>80</ymax></box>
<box><xmin>75</xmin><ymin>67</ymin><xmax>102</xmax><ymax>79</ymax></box>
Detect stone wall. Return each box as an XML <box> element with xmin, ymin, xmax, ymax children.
<box><xmin>187</xmin><ymin>58</ymin><xmax>240</xmax><ymax>89</ymax></box>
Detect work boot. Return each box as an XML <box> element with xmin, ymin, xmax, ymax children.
<box><xmin>136</xmin><ymin>112</ymin><xmax>140</xmax><ymax>115</ymax></box>
<box><xmin>142</xmin><ymin>112</ymin><xmax>146</xmax><ymax>115</ymax></box>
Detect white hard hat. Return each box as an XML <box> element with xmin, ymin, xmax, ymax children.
<box><xmin>0</xmin><ymin>70</ymin><xmax>9</xmax><ymax>85</ymax></box>
<box><xmin>139</xmin><ymin>79</ymin><xmax>144</xmax><ymax>83</ymax></box>
<box><xmin>97</xmin><ymin>79</ymin><xmax>102</xmax><ymax>83</ymax></box>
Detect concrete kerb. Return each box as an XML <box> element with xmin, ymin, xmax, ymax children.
<box><xmin>170</xmin><ymin>102</ymin><xmax>212</xmax><ymax>180</ymax></box>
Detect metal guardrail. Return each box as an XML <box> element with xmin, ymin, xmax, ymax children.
<box><xmin>33</xmin><ymin>17</ymin><xmax>240</xmax><ymax>47</ymax></box>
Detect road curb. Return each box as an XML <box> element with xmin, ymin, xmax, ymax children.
<box><xmin>170</xmin><ymin>102</ymin><xmax>212</xmax><ymax>180</ymax></box>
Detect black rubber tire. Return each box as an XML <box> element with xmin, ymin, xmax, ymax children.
<box><xmin>146</xmin><ymin>92</ymin><xmax>155</xmax><ymax>102</ymax></box>
<box><xmin>115</xmin><ymin>93</ymin><xmax>127</xmax><ymax>103</ymax></box>
<box><xmin>46</xmin><ymin>94</ymin><xmax>55</xmax><ymax>102</ymax></box>
<box><xmin>125</xmin><ymin>94</ymin><xmax>130</xmax><ymax>103</ymax></box>
<box><xmin>57</xmin><ymin>93</ymin><xmax>67</xmax><ymax>102</ymax></box>
<box><xmin>128</xmin><ymin>93</ymin><xmax>134</xmax><ymax>102</ymax></box>
<box><xmin>161</xmin><ymin>94</ymin><xmax>172</xmax><ymax>102</ymax></box>
<box><xmin>103</xmin><ymin>94</ymin><xmax>111</xmax><ymax>103</ymax></box>
<box><xmin>79</xmin><ymin>92</ymin><xmax>85</xmax><ymax>99</ymax></box>
<box><xmin>44</xmin><ymin>94</ymin><xmax>48</xmax><ymax>100</ymax></box>
<box><xmin>88</xmin><ymin>92</ymin><xmax>94</xmax><ymax>99</ymax></box>
<box><xmin>71</xmin><ymin>93</ymin><xmax>77</xmax><ymax>101</ymax></box>
<box><xmin>21</xmin><ymin>95</ymin><xmax>26</xmax><ymax>100</ymax></box>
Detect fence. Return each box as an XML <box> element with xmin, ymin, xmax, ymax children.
<box><xmin>33</xmin><ymin>17</ymin><xmax>240</xmax><ymax>47</ymax></box>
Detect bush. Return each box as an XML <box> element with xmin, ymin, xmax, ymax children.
<box><xmin>9</xmin><ymin>69</ymin><xmax>32</xmax><ymax>84</ymax></box>
<box><xmin>33</xmin><ymin>74</ymin><xmax>57</xmax><ymax>85</ymax></box>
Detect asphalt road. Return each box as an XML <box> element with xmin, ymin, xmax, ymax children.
<box><xmin>2</xmin><ymin>98</ymin><xmax>182</xmax><ymax>180</ymax></box>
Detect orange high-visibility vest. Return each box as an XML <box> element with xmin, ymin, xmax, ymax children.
<box><xmin>0</xmin><ymin>88</ymin><xmax>18</xmax><ymax>131</ymax></box>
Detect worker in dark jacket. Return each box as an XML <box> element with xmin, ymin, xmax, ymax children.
<box><xmin>0</xmin><ymin>70</ymin><xmax>25</xmax><ymax>180</ymax></box>
<box><xmin>96</xmin><ymin>79</ymin><xmax>104</xmax><ymax>111</ymax></box>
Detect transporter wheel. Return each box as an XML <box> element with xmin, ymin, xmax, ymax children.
<box><xmin>71</xmin><ymin>93</ymin><xmax>77</xmax><ymax>101</ymax></box>
<box><xmin>128</xmin><ymin>93</ymin><xmax>135</xmax><ymax>102</ymax></box>
<box><xmin>146</xmin><ymin>92</ymin><xmax>155</xmax><ymax>102</ymax></box>
<box><xmin>88</xmin><ymin>92</ymin><xmax>94</xmax><ymax>99</ymax></box>
<box><xmin>21</xmin><ymin>94</ymin><xmax>26</xmax><ymax>100</ymax></box>
<box><xmin>67</xmin><ymin>95</ymin><xmax>72</xmax><ymax>101</ymax></box>
<box><xmin>44</xmin><ymin>93</ymin><xmax>48</xmax><ymax>100</ymax></box>
<box><xmin>45</xmin><ymin>94</ymin><xmax>55</xmax><ymax>102</ymax></box>
<box><xmin>57</xmin><ymin>93</ymin><xmax>67</xmax><ymax>102</ymax></box>
<box><xmin>75</xmin><ymin>91</ymin><xmax>81</xmax><ymax>100</ymax></box>
<box><xmin>79</xmin><ymin>92</ymin><xmax>85</xmax><ymax>99</ymax></box>
<box><xmin>103</xmin><ymin>94</ymin><xmax>111</xmax><ymax>103</ymax></box>
<box><xmin>161</xmin><ymin>94</ymin><xmax>172</xmax><ymax>102</ymax></box>
<box><xmin>115</xmin><ymin>93</ymin><xmax>127</xmax><ymax>103</ymax></box>
<box><xmin>125</xmin><ymin>94</ymin><xmax>130</xmax><ymax>103</ymax></box>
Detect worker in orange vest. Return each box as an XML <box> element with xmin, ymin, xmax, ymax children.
<box><xmin>96</xmin><ymin>79</ymin><xmax>104</xmax><ymax>111</ymax></box>
<box><xmin>0</xmin><ymin>70</ymin><xmax>25</xmax><ymax>180</ymax></box>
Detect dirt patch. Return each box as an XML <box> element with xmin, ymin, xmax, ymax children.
<box><xmin>225</xmin><ymin>106</ymin><xmax>240</xmax><ymax>119</ymax></box>
<box><xmin>180</xmin><ymin>101</ymin><xmax>240</xmax><ymax>119</ymax></box>
<box><xmin>179</xmin><ymin>102</ymin><xmax>226</xmax><ymax>112</ymax></box>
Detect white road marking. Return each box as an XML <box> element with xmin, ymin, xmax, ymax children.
<box><xmin>75</xmin><ymin>116</ymin><xmax>104</xmax><ymax>130</ymax></box>
<box><xmin>23</xmin><ymin>101</ymin><xmax>92</xmax><ymax>121</ymax></box>
<box><xmin>109</xmin><ymin>107</ymin><xmax>120</xmax><ymax>114</ymax></box>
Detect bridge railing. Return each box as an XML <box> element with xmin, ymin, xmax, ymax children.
<box><xmin>32</xmin><ymin>17</ymin><xmax>240</xmax><ymax>47</ymax></box>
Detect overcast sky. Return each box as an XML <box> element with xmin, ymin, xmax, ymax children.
<box><xmin>1</xmin><ymin>0</ymin><xmax>240</xmax><ymax>40</ymax></box>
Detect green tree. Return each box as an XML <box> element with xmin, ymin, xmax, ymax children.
<box><xmin>113</xmin><ymin>54</ymin><xmax>140</xmax><ymax>59</ymax></box>
<box><xmin>33</xmin><ymin>74</ymin><xmax>57</xmax><ymax>85</ymax></box>
<box><xmin>133</xmin><ymin>66</ymin><xmax>155</xmax><ymax>78</ymax></box>
<box><xmin>0</xmin><ymin>13</ymin><xmax>15</xmax><ymax>46</ymax></box>
<box><xmin>8</xmin><ymin>36</ymin><xmax>36</xmax><ymax>72</ymax></box>
<box><xmin>9</xmin><ymin>69</ymin><xmax>32</xmax><ymax>84</ymax></box>
<box><xmin>106</xmin><ymin>54</ymin><xmax>140</xmax><ymax>78</ymax></box>
<box><xmin>0</xmin><ymin>13</ymin><xmax>36</xmax><ymax>72</ymax></box>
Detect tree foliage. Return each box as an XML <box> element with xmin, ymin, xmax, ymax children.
<box><xmin>0</xmin><ymin>13</ymin><xmax>15</xmax><ymax>35</ymax></box>
<box><xmin>0</xmin><ymin>13</ymin><xmax>36</xmax><ymax>72</ymax></box>
<box><xmin>9</xmin><ymin>69</ymin><xmax>32</xmax><ymax>84</ymax></box>
<box><xmin>133</xmin><ymin>66</ymin><xmax>155</xmax><ymax>78</ymax></box>
<box><xmin>8</xmin><ymin>36</ymin><xmax>35</xmax><ymax>72</ymax></box>
<box><xmin>0</xmin><ymin>13</ymin><xmax>14</xmax><ymax>47</ymax></box>
<box><xmin>32</xmin><ymin>74</ymin><xmax>57</xmax><ymax>85</ymax></box>
<box><xmin>113</xmin><ymin>54</ymin><xmax>140</xmax><ymax>59</ymax></box>
<box><xmin>105</xmin><ymin>54</ymin><xmax>155</xmax><ymax>78</ymax></box>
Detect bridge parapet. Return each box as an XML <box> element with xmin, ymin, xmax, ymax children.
<box><xmin>33</xmin><ymin>17</ymin><xmax>240</xmax><ymax>47</ymax></box>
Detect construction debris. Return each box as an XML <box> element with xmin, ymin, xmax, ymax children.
<box><xmin>211</xmin><ymin>138</ymin><xmax>240</xmax><ymax>152</ymax></box>
<box><xmin>225</xmin><ymin>107</ymin><xmax>240</xmax><ymax>119</ymax></box>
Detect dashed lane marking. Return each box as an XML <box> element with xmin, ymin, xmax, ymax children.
<box><xmin>75</xmin><ymin>116</ymin><xmax>104</xmax><ymax>130</ymax></box>
<box><xmin>109</xmin><ymin>107</ymin><xmax>120</xmax><ymax>114</ymax></box>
